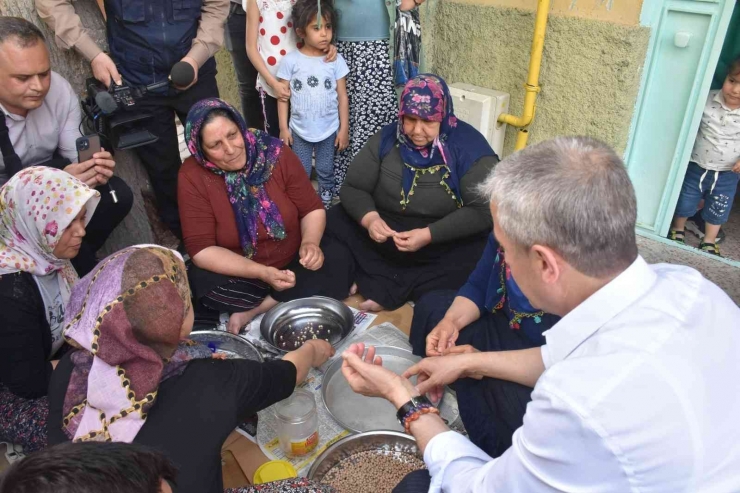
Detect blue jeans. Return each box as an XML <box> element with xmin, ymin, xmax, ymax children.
<box><xmin>292</xmin><ymin>132</ymin><xmax>336</xmax><ymax>201</ymax></box>
<box><xmin>675</xmin><ymin>162</ymin><xmax>740</xmax><ymax>225</ymax></box>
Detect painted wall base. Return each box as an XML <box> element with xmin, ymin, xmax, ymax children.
<box><xmin>427</xmin><ymin>1</ymin><xmax>651</xmax><ymax>156</ymax></box>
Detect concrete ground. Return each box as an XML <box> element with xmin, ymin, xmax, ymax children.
<box><xmin>637</xmin><ymin>235</ymin><xmax>740</xmax><ymax>304</ymax></box>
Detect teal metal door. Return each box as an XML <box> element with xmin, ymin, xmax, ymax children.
<box><xmin>625</xmin><ymin>0</ymin><xmax>735</xmax><ymax>235</ymax></box>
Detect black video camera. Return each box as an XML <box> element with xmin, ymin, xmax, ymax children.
<box><xmin>82</xmin><ymin>78</ymin><xmax>159</xmax><ymax>150</ymax></box>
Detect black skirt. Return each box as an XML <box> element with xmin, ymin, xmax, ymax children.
<box><xmin>323</xmin><ymin>206</ymin><xmax>487</xmax><ymax>310</ymax></box>
<box><xmin>189</xmin><ymin>236</ymin><xmax>356</xmax><ymax>315</ymax></box>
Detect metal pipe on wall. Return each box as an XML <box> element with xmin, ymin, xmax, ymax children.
<box><xmin>497</xmin><ymin>0</ymin><xmax>551</xmax><ymax>150</ymax></box>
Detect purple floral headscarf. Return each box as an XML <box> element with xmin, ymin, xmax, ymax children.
<box><xmin>379</xmin><ymin>74</ymin><xmax>495</xmax><ymax>209</ymax></box>
<box><xmin>185</xmin><ymin>98</ymin><xmax>286</xmax><ymax>259</ymax></box>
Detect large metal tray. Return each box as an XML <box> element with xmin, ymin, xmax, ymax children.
<box><xmin>260</xmin><ymin>297</ymin><xmax>354</xmax><ymax>353</ymax></box>
<box><xmin>321</xmin><ymin>346</ymin><xmax>423</xmax><ymax>433</ymax></box>
<box><xmin>189</xmin><ymin>330</ymin><xmax>263</xmax><ymax>362</ymax></box>
<box><xmin>307</xmin><ymin>431</ymin><xmax>421</xmax><ymax>481</ymax></box>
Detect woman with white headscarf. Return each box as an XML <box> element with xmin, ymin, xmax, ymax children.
<box><xmin>0</xmin><ymin>166</ymin><xmax>99</xmax><ymax>452</ymax></box>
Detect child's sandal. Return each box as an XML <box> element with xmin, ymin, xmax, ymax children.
<box><xmin>699</xmin><ymin>242</ymin><xmax>722</xmax><ymax>257</ymax></box>
<box><xmin>668</xmin><ymin>229</ymin><xmax>685</xmax><ymax>244</ymax></box>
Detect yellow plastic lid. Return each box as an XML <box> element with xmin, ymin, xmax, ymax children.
<box><xmin>253</xmin><ymin>460</ymin><xmax>298</xmax><ymax>484</ymax></box>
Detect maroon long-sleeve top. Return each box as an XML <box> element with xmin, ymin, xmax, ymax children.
<box><xmin>178</xmin><ymin>148</ymin><xmax>323</xmax><ymax>269</ymax></box>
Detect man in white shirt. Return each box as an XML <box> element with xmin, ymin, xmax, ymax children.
<box><xmin>341</xmin><ymin>136</ymin><xmax>740</xmax><ymax>492</ymax></box>
<box><xmin>0</xmin><ymin>17</ymin><xmax>132</xmax><ymax>275</ymax></box>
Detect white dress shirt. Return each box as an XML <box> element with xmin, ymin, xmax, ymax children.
<box><xmin>425</xmin><ymin>256</ymin><xmax>740</xmax><ymax>492</ymax></box>
<box><xmin>691</xmin><ymin>90</ymin><xmax>740</xmax><ymax>172</ymax></box>
<box><xmin>0</xmin><ymin>71</ymin><xmax>81</xmax><ymax>185</ymax></box>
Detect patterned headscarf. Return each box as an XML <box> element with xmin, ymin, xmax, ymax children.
<box><xmin>0</xmin><ymin>167</ymin><xmax>99</xmax><ymax>328</ymax></box>
<box><xmin>185</xmin><ymin>98</ymin><xmax>286</xmax><ymax>259</ymax></box>
<box><xmin>379</xmin><ymin>74</ymin><xmax>496</xmax><ymax>209</ymax></box>
<box><xmin>61</xmin><ymin>245</ymin><xmax>214</xmax><ymax>443</ymax></box>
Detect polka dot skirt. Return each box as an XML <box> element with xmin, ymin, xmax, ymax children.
<box><xmin>255</xmin><ymin>0</ymin><xmax>299</xmax><ymax>98</ymax></box>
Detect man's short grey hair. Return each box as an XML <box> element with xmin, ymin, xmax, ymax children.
<box><xmin>0</xmin><ymin>17</ymin><xmax>46</xmax><ymax>48</ymax></box>
<box><xmin>481</xmin><ymin>136</ymin><xmax>638</xmax><ymax>278</ymax></box>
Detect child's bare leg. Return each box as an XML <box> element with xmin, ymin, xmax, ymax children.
<box><xmin>672</xmin><ymin>216</ymin><xmax>688</xmax><ymax>231</ymax></box>
<box><xmin>704</xmin><ymin>223</ymin><xmax>722</xmax><ymax>244</ymax></box>
<box><xmin>228</xmin><ymin>295</ymin><xmax>279</xmax><ymax>334</ymax></box>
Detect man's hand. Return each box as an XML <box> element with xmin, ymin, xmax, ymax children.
<box><xmin>280</xmin><ymin>128</ymin><xmax>293</xmax><ymax>146</ymax></box>
<box><xmin>91</xmin><ymin>53</ymin><xmax>122</xmax><ymax>88</ymax></box>
<box><xmin>64</xmin><ymin>150</ymin><xmax>115</xmax><ymax>188</ymax></box>
<box><xmin>733</xmin><ymin>160</ymin><xmax>740</xmax><ymax>174</ymax></box>
<box><xmin>260</xmin><ymin>266</ymin><xmax>296</xmax><ymax>291</ymax></box>
<box><xmin>425</xmin><ymin>318</ymin><xmax>459</xmax><ymax>357</ymax></box>
<box><xmin>335</xmin><ymin>128</ymin><xmax>349</xmax><ymax>151</ymax></box>
<box><xmin>63</xmin><ymin>160</ymin><xmax>97</xmax><ymax>187</ymax></box>
<box><xmin>342</xmin><ymin>343</ymin><xmax>418</xmax><ymax>408</ymax></box>
<box><xmin>299</xmin><ymin>242</ymin><xmax>324</xmax><ymax>271</ymax></box>
<box><xmin>324</xmin><ymin>44</ymin><xmax>338</xmax><ymax>63</ymax></box>
<box><xmin>403</xmin><ymin>354</ymin><xmax>477</xmax><ymax>397</ymax></box>
<box><xmin>89</xmin><ymin>148</ymin><xmax>115</xmax><ymax>186</ymax></box>
<box><xmin>173</xmin><ymin>56</ymin><xmax>199</xmax><ymax>91</ymax></box>
<box><xmin>394</xmin><ymin>227</ymin><xmax>431</xmax><ymax>252</ymax></box>
<box><xmin>367</xmin><ymin>217</ymin><xmax>397</xmax><ymax>243</ymax></box>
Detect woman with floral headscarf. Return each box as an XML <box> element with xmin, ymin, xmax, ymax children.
<box><xmin>0</xmin><ymin>166</ymin><xmax>99</xmax><ymax>453</ymax></box>
<box><xmin>46</xmin><ymin>245</ymin><xmax>335</xmax><ymax>493</ymax></box>
<box><xmin>324</xmin><ymin>74</ymin><xmax>498</xmax><ymax>312</ymax></box>
<box><xmin>178</xmin><ymin>98</ymin><xmax>354</xmax><ymax>333</ymax></box>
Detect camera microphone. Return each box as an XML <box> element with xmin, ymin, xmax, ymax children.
<box><xmin>170</xmin><ymin>61</ymin><xmax>195</xmax><ymax>88</ymax></box>
<box><xmin>94</xmin><ymin>91</ymin><xmax>118</xmax><ymax>115</ymax></box>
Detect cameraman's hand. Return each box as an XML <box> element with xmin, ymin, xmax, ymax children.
<box><xmin>174</xmin><ymin>56</ymin><xmax>199</xmax><ymax>91</ymax></box>
<box><xmin>91</xmin><ymin>53</ymin><xmax>122</xmax><ymax>88</ymax></box>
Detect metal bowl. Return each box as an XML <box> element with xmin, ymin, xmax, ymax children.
<box><xmin>308</xmin><ymin>431</ymin><xmax>422</xmax><ymax>481</ymax></box>
<box><xmin>189</xmin><ymin>330</ymin><xmax>263</xmax><ymax>362</ymax></box>
<box><xmin>260</xmin><ymin>297</ymin><xmax>354</xmax><ymax>353</ymax></box>
<box><xmin>321</xmin><ymin>346</ymin><xmax>421</xmax><ymax>433</ymax></box>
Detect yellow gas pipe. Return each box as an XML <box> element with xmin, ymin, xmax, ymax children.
<box><xmin>497</xmin><ymin>0</ymin><xmax>551</xmax><ymax>151</ymax></box>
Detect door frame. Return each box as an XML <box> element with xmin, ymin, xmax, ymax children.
<box><xmin>625</xmin><ymin>0</ymin><xmax>739</xmax><ymax>266</ymax></box>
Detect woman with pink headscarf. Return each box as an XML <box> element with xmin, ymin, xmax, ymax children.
<box><xmin>47</xmin><ymin>245</ymin><xmax>334</xmax><ymax>493</ymax></box>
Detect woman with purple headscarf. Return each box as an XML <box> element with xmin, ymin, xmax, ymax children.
<box><xmin>324</xmin><ymin>74</ymin><xmax>499</xmax><ymax>312</ymax></box>
<box><xmin>178</xmin><ymin>98</ymin><xmax>354</xmax><ymax>334</ymax></box>
<box><xmin>46</xmin><ymin>245</ymin><xmax>335</xmax><ymax>493</ymax></box>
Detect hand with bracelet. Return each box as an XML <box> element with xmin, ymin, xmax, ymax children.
<box><xmin>341</xmin><ymin>343</ymin><xmax>448</xmax><ymax>446</ymax></box>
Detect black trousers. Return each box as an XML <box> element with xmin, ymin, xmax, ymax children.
<box><xmin>392</xmin><ymin>470</ymin><xmax>431</xmax><ymax>493</ymax></box>
<box><xmin>71</xmin><ymin>175</ymin><xmax>134</xmax><ymax>276</ymax></box>
<box><xmin>224</xmin><ymin>2</ymin><xmax>264</xmax><ymax>129</ymax></box>
<box><xmin>133</xmin><ymin>73</ymin><xmax>219</xmax><ymax>239</ymax></box>
<box><xmin>323</xmin><ymin>206</ymin><xmax>487</xmax><ymax>310</ymax></box>
<box><xmin>409</xmin><ymin>290</ymin><xmax>545</xmax><ymax>458</ymax></box>
<box><xmin>261</xmin><ymin>94</ymin><xmax>280</xmax><ymax>138</ymax></box>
